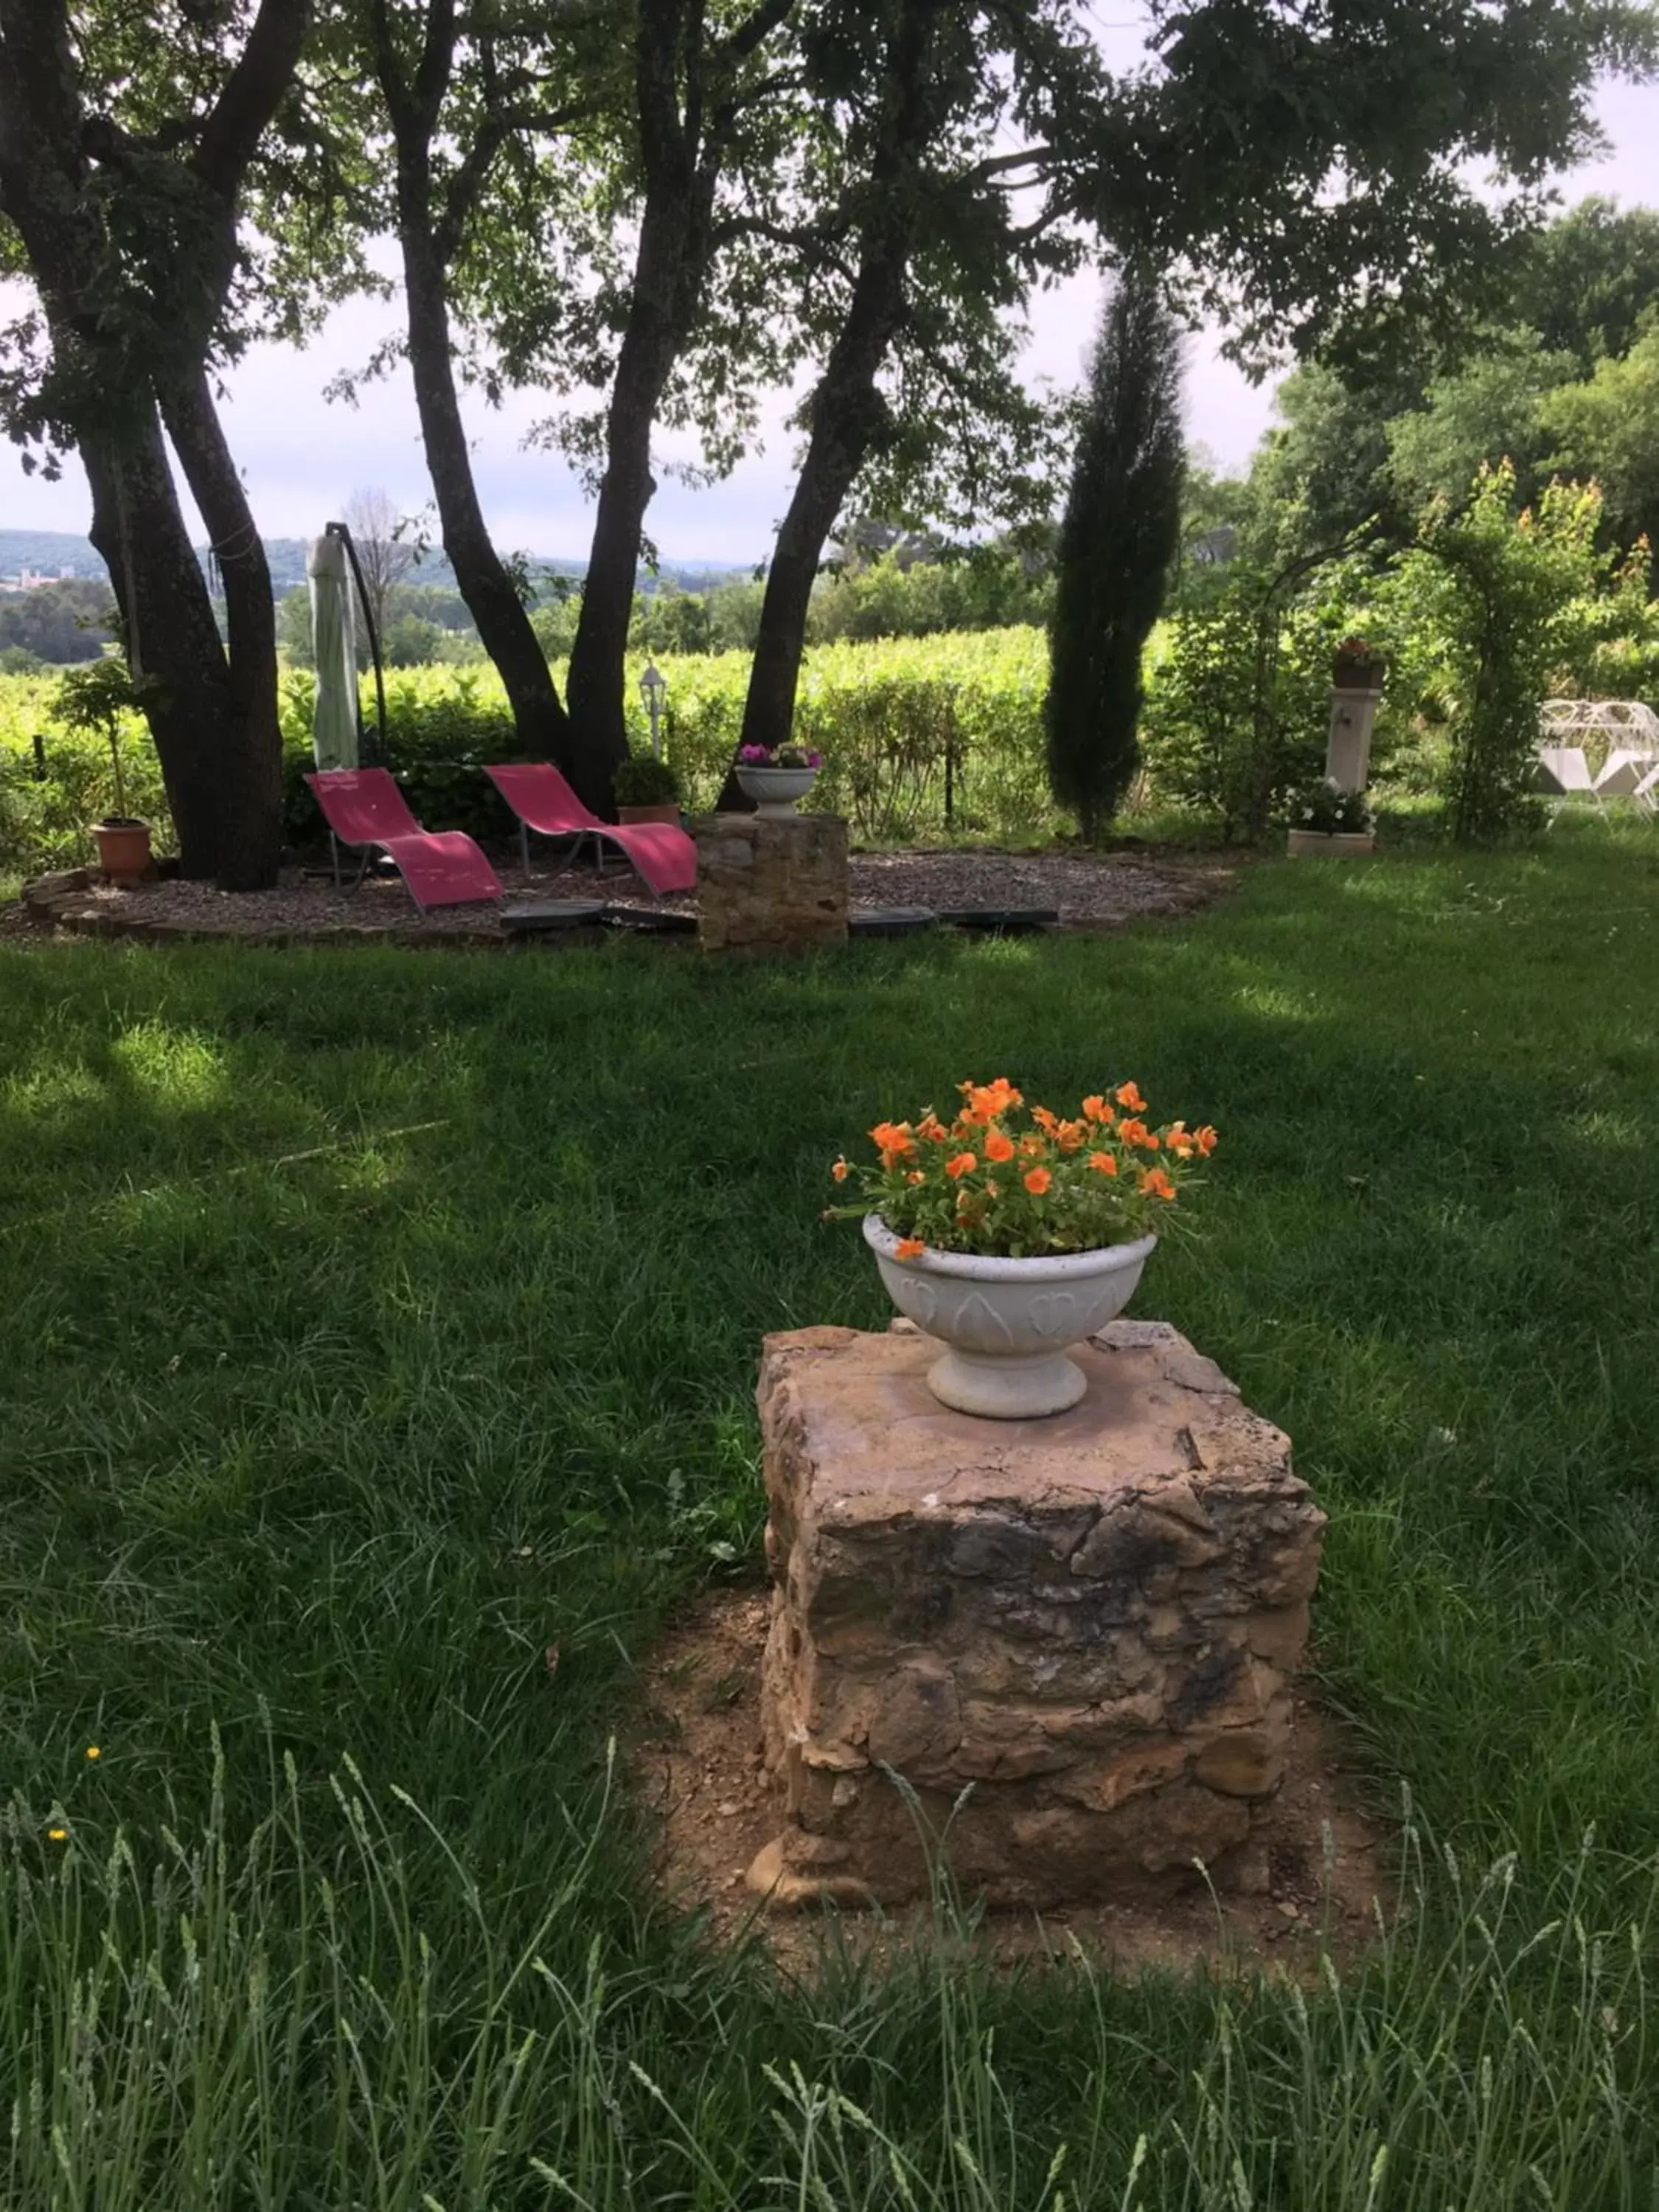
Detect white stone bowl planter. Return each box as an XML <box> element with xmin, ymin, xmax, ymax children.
<box><xmin>863</xmin><ymin>1214</ymin><xmax>1158</xmax><ymax>1419</ymax></box>
<box><xmin>736</xmin><ymin>763</ymin><xmax>818</xmax><ymax>818</ymax></box>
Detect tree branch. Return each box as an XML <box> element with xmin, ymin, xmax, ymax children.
<box><xmin>192</xmin><ymin>0</ymin><xmax>310</xmax><ymax>198</ymax></box>
<box><xmin>711</xmin><ymin>212</ymin><xmax>857</xmax><ymax>284</ymax></box>
<box><xmin>714</xmin><ymin>0</ymin><xmax>794</xmax><ymax>66</ymax></box>
<box><xmin>414</xmin><ymin>0</ymin><xmax>458</xmax><ymax>127</ymax></box>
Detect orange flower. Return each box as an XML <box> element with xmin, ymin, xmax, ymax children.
<box><xmin>907</xmin><ymin>1170</ymin><xmax>925</xmax><ymax>1185</ymax></box>
<box><xmin>984</xmin><ymin>1130</ymin><xmax>1015</xmax><ymax>1163</ymax></box>
<box><xmin>1138</xmin><ymin>1166</ymin><xmax>1178</xmax><ymax>1202</ymax></box>
<box><xmin>1115</xmin><ymin>1081</ymin><xmax>1147</xmax><ymax>1113</ymax></box>
<box><xmin>961</xmin><ymin>1078</ymin><xmax>1022</xmax><ymax>1124</ymax></box>
<box><xmin>871</xmin><ymin>1119</ymin><xmax>917</xmax><ymax>1167</ymax></box>
<box><xmin>1032</xmin><ymin>1106</ymin><xmax>1060</xmax><ymax>1135</ymax></box>
<box><xmin>894</xmin><ymin>1237</ymin><xmax>926</xmax><ymax>1259</ymax></box>
<box><xmin>831</xmin><ymin>1158</ymin><xmax>849</xmax><ymax>1183</ymax></box>
<box><xmin>945</xmin><ymin>1150</ymin><xmax>978</xmax><ymax>1179</ymax></box>
<box><xmin>1056</xmin><ymin>1119</ymin><xmax>1087</xmax><ymax>1152</ymax></box>
<box><xmin>1019</xmin><ymin>1133</ymin><xmax>1047</xmax><ymax>1158</ymax></box>
<box><xmin>1117</xmin><ymin>1117</ymin><xmax>1156</xmax><ymax>1149</ymax></box>
<box><xmin>1166</xmin><ymin>1132</ymin><xmax>1194</xmax><ymax>1158</ymax></box>
<box><xmin>1082</xmin><ymin>1094</ymin><xmax>1113</xmax><ymax>1124</ymax></box>
<box><xmin>1196</xmin><ymin>1125</ymin><xmax>1219</xmax><ymax>1156</ymax></box>
<box><xmin>1088</xmin><ymin>1150</ymin><xmax>1118</xmax><ymax>1175</ymax></box>
<box><xmin>1023</xmin><ymin>1166</ymin><xmax>1051</xmax><ymax>1195</ymax></box>
<box><xmin>917</xmin><ymin>1111</ymin><xmax>949</xmax><ymax>1144</ymax></box>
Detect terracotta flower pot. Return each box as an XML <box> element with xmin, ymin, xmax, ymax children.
<box><xmin>91</xmin><ymin>816</ymin><xmax>153</xmax><ymax>885</ymax></box>
<box><xmin>1286</xmin><ymin>828</ymin><xmax>1376</xmax><ymax>858</ymax></box>
<box><xmin>617</xmin><ymin>803</ymin><xmax>682</xmax><ymax>826</ymax></box>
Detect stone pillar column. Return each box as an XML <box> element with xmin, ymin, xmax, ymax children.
<box><xmin>1325</xmin><ymin>682</ymin><xmax>1382</xmax><ymax>793</ymax></box>
<box><xmin>693</xmin><ymin>813</ymin><xmax>849</xmax><ymax>954</ymax></box>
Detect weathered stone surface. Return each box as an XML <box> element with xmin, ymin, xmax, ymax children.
<box><xmin>694</xmin><ymin>813</ymin><xmax>849</xmax><ymax>953</ymax></box>
<box><xmin>748</xmin><ymin>1320</ymin><xmax>1326</xmax><ymax>1908</ymax></box>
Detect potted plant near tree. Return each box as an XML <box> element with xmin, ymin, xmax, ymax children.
<box><xmin>829</xmin><ymin>1077</ymin><xmax>1217</xmax><ymax>1419</ymax></box>
<box><xmin>1286</xmin><ymin>776</ymin><xmax>1376</xmax><ymax>857</ymax></box>
<box><xmin>612</xmin><ymin>753</ymin><xmax>684</xmax><ymax>825</ymax></box>
<box><xmin>735</xmin><ymin>740</ymin><xmax>822</xmax><ymax>818</ymax></box>
<box><xmin>54</xmin><ymin>655</ymin><xmax>155</xmax><ymax>884</ymax></box>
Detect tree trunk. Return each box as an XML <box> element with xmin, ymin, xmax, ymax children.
<box><xmin>723</xmin><ymin>0</ymin><xmax>939</xmax><ymax>799</ymax></box>
<box><xmin>397</xmin><ymin>197</ymin><xmax>571</xmax><ymax>773</ymax></box>
<box><xmin>83</xmin><ymin>415</ymin><xmax>244</xmax><ymax>880</ymax></box>
<box><xmin>721</xmin><ymin>279</ymin><xmax>906</xmax><ymax>799</ymax></box>
<box><xmin>563</xmin><ymin>196</ymin><xmax>696</xmax><ymax>810</ymax></box>
<box><xmin>565</xmin><ymin>0</ymin><xmax>712</xmax><ymax>814</ymax></box>
<box><xmin>737</xmin><ymin>392</ymin><xmax>886</xmax><ymax>757</ymax></box>
<box><xmin>159</xmin><ymin>369</ymin><xmax>285</xmax><ymax>888</ymax></box>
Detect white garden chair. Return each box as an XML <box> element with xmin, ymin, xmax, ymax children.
<box><xmin>1593</xmin><ymin>747</ymin><xmax>1659</xmax><ymax>798</ymax></box>
<box><xmin>1534</xmin><ymin>746</ymin><xmax>1604</xmax><ymax>823</ymax></box>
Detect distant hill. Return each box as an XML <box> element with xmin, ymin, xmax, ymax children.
<box><xmin>0</xmin><ymin>527</ymin><xmax>748</xmax><ymax>599</ymax></box>
<box><xmin>0</xmin><ymin>528</ymin><xmax>109</xmax><ymax>583</ymax></box>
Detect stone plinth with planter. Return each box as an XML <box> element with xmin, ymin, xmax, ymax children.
<box><xmin>694</xmin><ymin>812</ymin><xmax>848</xmax><ymax>954</ymax></box>
<box><xmin>748</xmin><ymin>1320</ymin><xmax>1325</xmax><ymax>1910</ymax></box>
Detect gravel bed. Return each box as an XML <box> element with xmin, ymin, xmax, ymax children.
<box><xmin>16</xmin><ymin>846</ymin><xmax>1232</xmax><ymax>944</ymax></box>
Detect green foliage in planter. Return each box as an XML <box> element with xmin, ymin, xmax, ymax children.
<box><xmin>1289</xmin><ymin>776</ymin><xmax>1375</xmax><ymax>833</ymax></box>
<box><xmin>611</xmin><ymin>754</ymin><xmax>682</xmax><ymax>807</ymax></box>
<box><xmin>52</xmin><ymin>655</ymin><xmax>160</xmax><ymax>822</ymax></box>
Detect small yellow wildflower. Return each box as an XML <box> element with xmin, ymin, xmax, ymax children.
<box><xmin>48</xmin><ymin>1827</ymin><xmax>67</xmax><ymax>1843</ymax></box>
<box><xmin>86</xmin><ymin>1746</ymin><xmax>100</xmax><ymax>1761</ymax></box>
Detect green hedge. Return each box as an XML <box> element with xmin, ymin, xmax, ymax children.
<box><xmin>3</xmin><ymin>634</ymin><xmax>1068</xmax><ymax>875</ymax></box>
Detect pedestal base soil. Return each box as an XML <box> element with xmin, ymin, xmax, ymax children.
<box><xmin>863</xmin><ymin>1214</ymin><xmax>1155</xmax><ymax>1419</ymax></box>
<box><xmin>1286</xmin><ymin>829</ymin><xmax>1376</xmax><ymax>858</ymax></box>
<box><xmin>749</xmin><ymin>1321</ymin><xmax>1326</xmax><ymax>1911</ymax></box>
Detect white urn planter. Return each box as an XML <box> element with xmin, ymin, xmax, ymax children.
<box><xmin>863</xmin><ymin>1214</ymin><xmax>1158</xmax><ymax>1419</ymax></box>
<box><xmin>737</xmin><ymin>763</ymin><xmax>818</xmax><ymax>818</ymax></box>
<box><xmin>1286</xmin><ymin>828</ymin><xmax>1376</xmax><ymax>858</ymax></box>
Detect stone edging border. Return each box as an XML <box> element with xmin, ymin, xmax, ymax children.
<box><xmin>18</xmin><ymin>858</ymin><xmax>1237</xmax><ymax>953</ymax></box>
<box><xmin>20</xmin><ymin>867</ymin><xmax>499</xmax><ymax>950</ymax></box>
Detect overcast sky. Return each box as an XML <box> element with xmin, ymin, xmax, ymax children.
<box><xmin>3</xmin><ymin>61</ymin><xmax>1656</xmax><ymax>567</ymax></box>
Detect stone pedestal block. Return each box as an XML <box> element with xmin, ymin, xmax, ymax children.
<box><xmin>751</xmin><ymin>1321</ymin><xmax>1325</xmax><ymax>1909</ymax></box>
<box><xmin>694</xmin><ymin>813</ymin><xmax>848</xmax><ymax>953</ymax></box>
<box><xmin>1325</xmin><ymin>686</ymin><xmax>1381</xmax><ymax>793</ymax></box>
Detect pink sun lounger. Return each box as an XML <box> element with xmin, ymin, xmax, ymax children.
<box><xmin>484</xmin><ymin>762</ymin><xmax>697</xmax><ymax>895</ymax></box>
<box><xmin>306</xmin><ymin>768</ymin><xmax>502</xmax><ymax>909</ymax></box>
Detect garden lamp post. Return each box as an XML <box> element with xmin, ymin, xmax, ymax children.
<box><xmin>640</xmin><ymin>661</ymin><xmax>667</xmax><ymax>759</ymax></box>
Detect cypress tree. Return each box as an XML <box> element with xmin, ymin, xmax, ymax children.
<box><xmin>1045</xmin><ymin>266</ymin><xmax>1186</xmax><ymax>841</ymax></box>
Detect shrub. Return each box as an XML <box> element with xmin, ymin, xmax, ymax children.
<box><xmin>1141</xmin><ymin>573</ymin><xmax>1338</xmax><ymax>837</ymax></box>
<box><xmin>611</xmin><ymin>754</ymin><xmax>682</xmax><ymax>807</ymax></box>
<box><xmin>1408</xmin><ymin>467</ymin><xmax>1612</xmax><ymax>843</ymax></box>
<box><xmin>4</xmin><ymin>631</ymin><xmax>1068</xmax><ymax>872</ymax></box>
<box><xmin>1046</xmin><ymin>266</ymin><xmax>1185</xmax><ymax>840</ymax></box>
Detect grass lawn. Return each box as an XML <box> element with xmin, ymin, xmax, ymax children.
<box><xmin>2</xmin><ymin>817</ymin><xmax>1657</xmax><ymax>2208</ymax></box>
